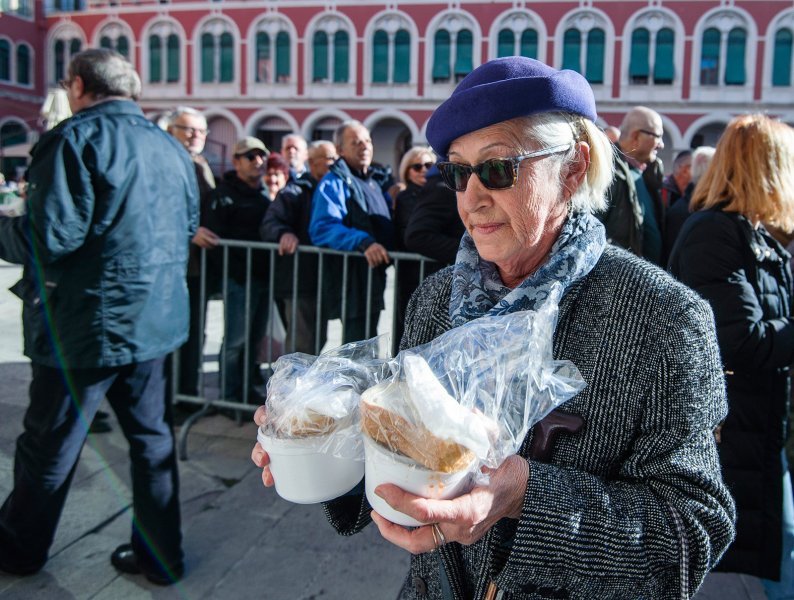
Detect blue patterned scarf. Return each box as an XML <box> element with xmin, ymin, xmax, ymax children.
<box><xmin>449</xmin><ymin>210</ymin><xmax>606</xmax><ymax>326</ymax></box>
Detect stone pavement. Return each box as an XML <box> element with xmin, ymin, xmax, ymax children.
<box><xmin>0</xmin><ymin>260</ymin><xmax>769</xmax><ymax>599</ymax></box>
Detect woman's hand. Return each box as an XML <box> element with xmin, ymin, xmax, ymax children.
<box><xmin>250</xmin><ymin>405</ymin><xmax>274</xmax><ymax>487</ymax></box>
<box><xmin>370</xmin><ymin>455</ymin><xmax>529</xmax><ymax>555</ymax></box>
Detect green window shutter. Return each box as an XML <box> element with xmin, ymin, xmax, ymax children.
<box><xmin>393</xmin><ymin>29</ymin><xmax>410</xmax><ymax>83</ymax></box>
<box><xmin>773</xmin><ymin>28</ymin><xmax>793</xmax><ymax>86</ymax></box>
<box><xmin>1</xmin><ymin>122</ymin><xmax>25</xmax><ymax>147</ymax></box>
<box><xmin>629</xmin><ymin>28</ymin><xmax>649</xmax><ymax>83</ymax></box>
<box><xmin>166</xmin><ymin>34</ymin><xmax>179</xmax><ymax>82</ymax></box>
<box><xmin>219</xmin><ymin>32</ymin><xmax>234</xmax><ymax>82</ymax></box>
<box><xmin>497</xmin><ymin>29</ymin><xmax>514</xmax><ymax>58</ymax></box>
<box><xmin>16</xmin><ymin>44</ymin><xmax>29</xmax><ymax>84</ymax></box>
<box><xmin>333</xmin><ymin>30</ymin><xmax>349</xmax><ymax>83</ymax></box>
<box><xmin>520</xmin><ymin>29</ymin><xmax>538</xmax><ymax>59</ymax></box>
<box><xmin>70</xmin><ymin>38</ymin><xmax>81</xmax><ymax>56</ymax></box>
<box><xmin>372</xmin><ymin>29</ymin><xmax>388</xmax><ymax>83</ymax></box>
<box><xmin>313</xmin><ymin>31</ymin><xmax>328</xmax><ymax>82</ymax></box>
<box><xmin>117</xmin><ymin>36</ymin><xmax>129</xmax><ymax>59</ymax></box>
<box><xmin>700</xmin><ymin>28</ymin><xmax>720</xmax><ymax>85</ymax></box>
<box><xmin>654</xmin><ymin>28</ymin><xmax>675</xmax><ymax>84</ymax></box>
<box><xmin>725</xmin><ymin>27</ymin><xmax>746</xmax><ymax>85</ymax></box>
<box><xmin>54</xmin><ymin>39</ymin><xmax>65</xmax><ymax>83</ymax></box>
<box><xmin>455</xmin><ymin>29</ymin><xmax>473</xmax><ymax>79</ymax></box>
<box><xmin>276</xmin><ymin>31</ymin><xmax>290</xmax><ymax>82</ymax></box>
<box><xmin>562</xmin><ymin>29</ymin><xmax>581</xmax><ymax>72</ymax></box>
<box><xmin>586</xmin><ymin>28</ymin><xmax>605</xmax><ymax>84</ymax></box>
<box><xmin>432</xmin><ymin>29</ymin><xmax>451</xmax><ymax>81</ymax></box>
<box><xmin>149</xmin><ymin>35</ymin><xmax>162</xmax><ymax>83</ymax></box>
<box><xmin>100</xmin><ymin>36</ymin><xmax>112</xmax><ymax>50</ymax></box>
<box><xmin>256</xmin><ymin>32</ymin><xmax>270</xmax><ymax>83</ymax></box>
<box><xmin>201</xmin><ymin>33</ymin><xmax>214</xmax><ymax>83</ymax></box>
<box><xmin>0</xmin><ymin>40</ymin><xmax>9</xmax><ymax>81</ymax></box>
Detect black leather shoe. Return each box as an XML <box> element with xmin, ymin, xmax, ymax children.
<box><xmin>110</xmin><ymin>544</ymin><xmax>183</xmax><ymax>586</ymax></box>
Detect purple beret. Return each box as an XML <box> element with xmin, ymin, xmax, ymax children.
<box><xmin>426</xmin><ymin>57</ymin><xmax>597</xmax><ymax>157</ymax></box>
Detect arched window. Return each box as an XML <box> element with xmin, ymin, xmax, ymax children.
<box><xmin>520</xmin><ymin>29</ymin><xmax>538</xmax><ymax>58</ymax></box>
<box><xmin>16</xmin><ymin>44</ymin><xmax>30</xmax><ymax>85</ymax></box>
<box><xmin>255</xmin><ymin>32</ymin><xmax>270</xmax><ymax>83</ymax></box>
<box><xmin>394</xmin><ymin>29</ymin><xmax>410</xmax><ymax>83</ymax></box>
<box><xmin>313</xmin><ymin>31</ymin><xmax>328</xmax><ymax>82</ymax></box>
<box><xmin>166</xmin><ymin>34</ymin><xmax>179</xmax><ymax>82</ymax></box>
<box><xmin>562</xmin><ymin>28</ymin><xmax>580</xmax><ymax>72</ymax></box>
<box><xmin>100</xmin><ymin>36</ymin><xmax>112</xmax><ymax>50</ymax></box>
<box><xmin>497</xmin><ymin>29</ymin><xmax>514</xmax><ymax>58</ymax></box>
<box><xmin>219</xmin><ymin>32</ymin><xmax>234</xmax><ymax>83</ymax></box>
<box><xmin>149</xmin><ymin>36</ymin><xmax>162</xmax><ymax>82</ymax></box>
<box><xmin>725</xmin><ymin>27</ymin><xmax>746</xmax><ymax>85</ymax></box>
<box><xmin>585</xmin><ymin>28</ymin><xmax>605</xmax><ymax>84</ymax></box>
<box><xmin>55</xmin><ymin>39</ymin><xmax>66</xmax><ymax>82</ymax></box>
<box><xmin>200</xmin><ymin>33</ymin><xmax>215</xmax><ymax>83</ymax></box>
<box><xmin>654</xmin><ymin>28</ymin><xmax>674</xmax><ymax>84</ymax></box>
<box><xmin>455</xmin><ymin>29</ymin><xmax>473</xmax><ymax>81</ymax></box>
<box><xmin>0</xmin><ymin>40</ymin><xmax>9</xmax><ymax>81</ymax></box>
<box><xmin>629</xmin><ymin>28</ymin><xmax>650</xmax><ymax>83</ymax></box>
<box><xmin>70</xmin><ymin>38</ymin><xmax>81</xmax><ymax>57</ymax></box>
<box><xmin>372</xmin><ymin>29</ymin><xmax>388</xmax><ymax>83</ymax></box>
<box><xmin>116</xmin><ymin>36</ymin><xmax>129</xmax><ymax>59</ymax></box>
<box><xmin>333</xmin><ymin>31</ymin><xmax>349</xmax><ymax>83</ymax></box>
<box><xmin>700</xmin><ymin>27</ymin><xmax>720</xmax><ymax>85</ymax></box>
<box><xmin>51</xmin><ymin>36</ymin><xmax>81</xmax><ymax>84</ymax></box>
<box><xmin>432</xmin><ymin>29</ymin><xmax>451</xmax><ymax>82</ymax></box>
<box><xmin>275</xmin><ymin>31</ymin><xmax>290</xmax><ymax>83</ymax></box>
<box><xmin>0</xmin><ymin>122</ymin><xmax>26</xmax><ymax>148</ymax></box>
<box><xmin>773</xmin><ymin>28</ymin><xmax>793</xmax><ymax>86</ymax></box>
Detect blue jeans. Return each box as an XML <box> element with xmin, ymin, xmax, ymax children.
<box><xmin>221</xmin><ymin>277</ymin><xmax>269</xmax><ymax>400</ymax></box>
<box><xmin>762</xmin><ymin>452</ymin><xmax>794</xmax><ymax>599</ymax></box>
<box><xmin>0</xmin><ymin>358</ymin><xmax>182</xmax><ymax>575</ymax></box>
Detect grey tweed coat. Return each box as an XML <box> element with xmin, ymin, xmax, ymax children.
<box><xmin>325</xmin><ymin>246</ymin><xmax>736</xmax><ymax>600</ymax></box>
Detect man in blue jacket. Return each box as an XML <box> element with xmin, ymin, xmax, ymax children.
<box><xmin>0</xmin><ymin>49</ymin><xmax>197</xmax><ymax>585</ymax></box>
<box><xmin>309</xmin><ymin>121</ymin><xmax>394</xmax><ymax>343</ymax></box>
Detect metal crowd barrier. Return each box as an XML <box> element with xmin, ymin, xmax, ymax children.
<box><xmin>174</xmin><ymin>238</ymin><xmax>439</xmax><ymax>459</ymax></box>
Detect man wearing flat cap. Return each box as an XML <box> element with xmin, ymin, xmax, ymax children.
<box><xmin>203</xmin><ymin>136</ymin><xmax>272</xmax><ymax>403</ymax></box>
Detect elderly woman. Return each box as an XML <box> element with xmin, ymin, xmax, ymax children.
<box><xmin>252</xmin><ymin>57</ymin><xmax>735</xmax><ymax>599</ymax></box>
<box><xmin>669</xmin><ymin>115</ymin><xmax>794</xmax><ymax>599</ymax></box>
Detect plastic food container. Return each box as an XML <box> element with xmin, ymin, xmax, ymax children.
<box><xmin>362</xmin><ymin>435</ymin><xmax>475</xmax><ymax>527</ymax></box>
<box><xmin>257</xmin><ymin>426</ymin><xmax>364</xmax><ymax>504</ymax></box>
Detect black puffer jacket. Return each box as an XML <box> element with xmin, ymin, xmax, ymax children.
<box><xmin>669</xmin><ymin>207</ymin><xmax>794</xmax><ymax>581</ymax></box>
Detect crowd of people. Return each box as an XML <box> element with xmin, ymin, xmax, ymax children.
<box><xmin>1</xmin><ymin>47</ymin><xmax>793</xmax><ymax>599</ymax></box>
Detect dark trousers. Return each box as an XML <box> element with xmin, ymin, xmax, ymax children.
<box><xmin>342</xmin><ymin>312</ymin><xmax>381</xmax><ymax>344</ymax></box>
<box><xmin>0</xmin><ymin>358</ymin><xmax>182</xmax><ymax>574</ymax></box>
<box><xmin>178</xmin><ymin>275</ymin><xmax>207</xmax><ymax>396</ymax></box>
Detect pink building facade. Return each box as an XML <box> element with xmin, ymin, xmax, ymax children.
<box><xmin>2</xmin><ymin>0</ymin><xmax>794</xmax><ymax>175</ymax></box>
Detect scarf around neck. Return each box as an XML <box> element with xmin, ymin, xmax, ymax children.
<box><xmin>449</xmin><ymin>210</ymin><xmax>606</xmax><ymax>327</ymax></box>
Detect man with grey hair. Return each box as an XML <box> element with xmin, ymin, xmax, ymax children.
<box><xmin>665</xmin><ymin>146</ymin><xmax>716</xmax><ymax>254</ymax></box>
<box><xmin>309</xmin><ymin>120</ymin><xmax>394</xmax><ymax>343</ymax></box>
<box><xmin>0</xmin><ymin>49</ymin><xmax>196</xmax><ymax>585</ymax></box>
<box><xmin>281</xmin><ymin>132</ymin><xmax>309</xmax><ymax>180</ymax></box>
<box><xmin>597</xmin><ymin>106</ymin><xmax>666</xmax><ymax>266</ymax></box>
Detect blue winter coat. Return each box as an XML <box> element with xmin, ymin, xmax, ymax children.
<box><xmin>0</xmin><ymin>99</ymin><xmax>198</xmax><ymax>368</ymax></box>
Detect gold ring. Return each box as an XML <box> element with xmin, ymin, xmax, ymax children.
<box><xmin>430</xmin><ymin>523</ymin><xmax>439</xmax><ymax>550</ymax></box>
<box><xmin>432</xmin><ymin>523</ymin><xmax>447</xmax><ymax>547</ymax></box>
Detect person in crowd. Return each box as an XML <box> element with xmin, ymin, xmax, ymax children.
<box><xmin>661</xmin><ymin>149</ymin><xmax>692</xmax><ymax>209</ymax></box>
<box><xmin>260</xmin><ymin>140</ymin><xmax>338</xmax><ymax>354</ymax></box>
<box><xmin>203</xmin><ymin>137</ymin><xmax>271</xmax><ymax>404</ymax></box>
<box><xmin>603</xmin><ymin>125</ymin><xmax>621</xmax><ymax>144</ymax></box>
<box><xmin>597</xmin><ymin>106</ymin><xmax>666</xmax><ymax>266</ymax></box>
<box><xmin>664</xmin><ymin>146</ymin><xmax>714</xmax><ymax>253</ymax></box>
<box><xmin>309</xmin><ymin>120</ymin><xmax>394</xmax><ymax>344</ymax></box>
<box><xmin>253</xmin><ymin>57</ymin><xmax>734</xmax><ymax>599</ymax></box>
<box><xmin>166</xmin><ymin>106</ymin><xmax>220</xmax><ymax>399</ymax></box>
<box><xmin>392</xmin><ymin>145</ymin><xmax>436</xmax><ymax>354</ymax></box>
<box><xmin>669</xmin><ymin>114</ymin><xmax>794</xmax><ymax>599</ymax></box>
<box><xmin>264</xmin><ymin>152</ymin><xmax>290</xmax><ymax>202</ymax></box>
<box><xmin>403</xmin><ymin>166</ymin><xmax>465</xmax><ymax>266</ymax></box>
<box><xmin>0</xmin><ymin>49</ymin><xmax>196</xmax><ymax>585</ymax></box>
<box><xmin>281</xmin><ymin>133</ymin><xmax>308</xmax><ymax>181</ymax></box>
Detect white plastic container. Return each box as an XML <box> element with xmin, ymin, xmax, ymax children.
<box><xmin>257</xmin><ymin>426</ymin><xmax>364</xmax><ymax>504</ymax></box>
<box><xmin>362</xmin><ymin>435</ymin><xmax>475</xmax><ymax>527</ymax></box>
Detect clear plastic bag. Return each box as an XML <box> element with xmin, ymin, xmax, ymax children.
<box><xmin>360</xmin><ymin>293</ymin><xmax>585</xmax><ymax>475</ymax></box>
<box><xmin>262</xmin><ymin>334</ymin><xmax>390</xmax><ymax>459</ymax></box>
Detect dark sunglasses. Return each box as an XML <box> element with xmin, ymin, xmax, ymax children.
<box><xmin>409</xmin><ymin>162</ymin><xmax>434</xmax><ymax>172</ymax></box>
<box><xmin>238</xmin><ymin>151</ymin><xmax>266</xmax><ymax>162</ymax></box>
<box><xmin>437</xmin><ymin>143</ymin><xmax>572</xmax><ymax>192</ymax></box>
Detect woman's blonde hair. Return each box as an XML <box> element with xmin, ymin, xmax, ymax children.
<box><xmin>398</xmin><ymin>145</ymin><xmax>435</xmax><ymax>184</ymax></box>
<box><xmin>690</xmin><ymin>114</ymin><xmax>794</xmax><ymax>232</ymax></box>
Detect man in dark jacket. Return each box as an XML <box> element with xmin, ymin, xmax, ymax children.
<box><xmin>260</xmin><ymin>140</ymin><xmax>337</xmax><ymax>354</ymax></box>
<box><xmin>203</xmin><ymin>137</ymin><xmax>271</xmax><ymax>403</ymax></box>
<box><xmin>0</xmin><ymin>49</ymin><xmax>197</xmax><ymax>585</ymax></box>
<box><xmin>309</xmin><ymin>121</ymin><xmax>394</xmax><ymax>343</ymax></box>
